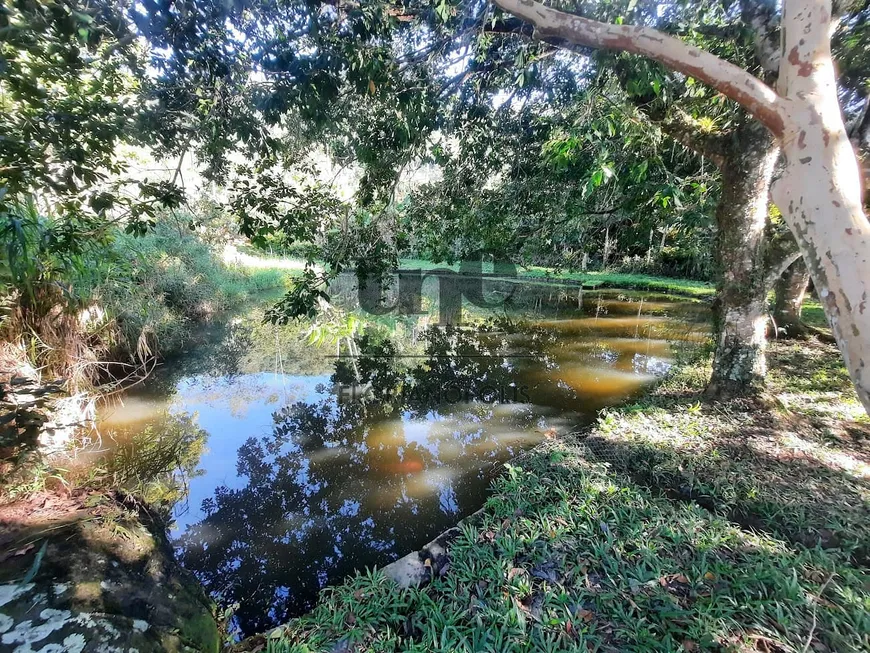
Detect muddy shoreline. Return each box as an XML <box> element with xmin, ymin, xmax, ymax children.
<box><xmin>0</xmin><ymin>488</ymin><xmax>220</xmax><ymax>652</ymax></box>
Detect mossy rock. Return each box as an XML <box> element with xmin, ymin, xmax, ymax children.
<box><xmin>0</xmin><ymin>492</ymin><xmax>220</xmax><ymax>652</ymax></box>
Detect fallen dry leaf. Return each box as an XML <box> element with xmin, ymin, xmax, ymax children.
<box><xmin>507</xmin><ymin>567</ymin><xmax>525</xmax><ymax>580</ymax></box>
<box><xmin>479</xmin><ymin>530</ymin><xmax>496</xmax><ymax>543</ymax></box>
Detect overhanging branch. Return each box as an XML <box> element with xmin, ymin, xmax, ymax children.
<box><xmin>765</xmin><ymin>249</ymin><xmax>802</xmax><ymax>288</ymax></box>
<box><xmin>738</xmin><ymin>0</ymin><xmax>782</xmax><ymax>76</ymax></box>
<box><xmin>490</xmin><ymin>0</ymin><xmax>788</xmax><ymax>137</ymax></box>
<box><xmin>650</xmin><ymin>108</ymin><xmax>728</xmax><ymax>168</ymax></box>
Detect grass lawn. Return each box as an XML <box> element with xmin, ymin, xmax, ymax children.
<box><xmin>262</xmin><ymin>338</ymin><xmax>869</xmax><ymax>653</ymax></box>
<box><xmin>398</xmin><ymin>259</ymin><xmax>716</xmax><ymax>299</ymax></box>
<box><xmin>800</xmin><ymin>299</ymin><xmax>829</xmax><ymax>330</ymax></box>
<box><xmin>230</xmin><ymin>254</ymin><xmax>715</xmax><ymax>299</ymax></box>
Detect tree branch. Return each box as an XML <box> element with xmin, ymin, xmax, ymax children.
<box><xmin>849</xmin><ymin>95</ymin><xmax>870</xmax><ymax>149</ymax></box>
<box><xmin>484</xmin><ymin>15</ymin><xmax>536</xmax><ymax>38</ymax></box>
<box><xmin>738</xmin><ymin>0</ymin><xmax>782</xmax><ymax>76</ymax></box>
<box><xmin>765</xmin><ymin>249</ymin><xmax>802</xmax><ymax>289</ymax></box>
<box><xmin>764</xmin><ymin>228</ymin><xmax>802</xmax><ymax>289</ymax></box>
<box><xmin>490</xmin><ymin>0</ymin><xmax>788</xmax><ymax>137</ymax></box>
<box><xmin>849</xmin><ymin>96</ymin><xmax>870</xmax><ymax>205</ymax></box>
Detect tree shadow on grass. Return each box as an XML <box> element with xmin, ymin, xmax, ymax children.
<box><xmin>560</xmin><ymin>337</ymin><xmax>870</xmax><ymax>566</ymax></box>
<box><xmin>281</xmin><ymin>439</ymin><xmax>869</xmax><ymax>653</ymax></box>
<box><xmin>575</xmin><ymin>404</ymin><xmax>870</xmax><ymax>566</ymax></box>
<box><xmin>469</xmin><ymin>444</ymin><xmax>868</xmax><ymax>652</ymax></box>
<box><xmin>766</xmin><ymin>339</ymin><xmax>870</xmax><ymax>451</ymax></box>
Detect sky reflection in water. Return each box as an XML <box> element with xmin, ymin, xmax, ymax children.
<box><xmin>97</xmin><ymin>284</ymin><xmax>707</xmax><ymax>637</ymax></box>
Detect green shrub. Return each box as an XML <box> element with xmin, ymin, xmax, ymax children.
<box><xmin>0</xmin><ymin>202</ymin><xmax>289</xmax><ymax>388</ymax></box>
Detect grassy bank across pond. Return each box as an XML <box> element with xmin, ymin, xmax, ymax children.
<box><xmin>398</xmin><ymin>259</ymin><xmax>715</xmax><ymax>299</ymax></box>
<box><xmin>263</xmin><ymin>337</ymin><xmax>869</xmax><ymax>652</ymax></box>
<box><xmin>240</xmin><ymin>254</ymin><xmax>714</xmax><ymax>298</ymax></box>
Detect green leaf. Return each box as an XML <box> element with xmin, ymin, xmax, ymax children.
<box><xmin>591</xmin><ymin>169</ymin><xmax>604</xmax><ymax>187</ymax></box>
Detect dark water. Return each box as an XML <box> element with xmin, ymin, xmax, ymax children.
<box><xmin>93</xmin><ymin>278</ymin><xmax>708</xmax><ymax>637</ymax></box>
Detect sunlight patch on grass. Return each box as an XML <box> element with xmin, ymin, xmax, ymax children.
<box><xmin>771</xmin><ymin>431</ymin><xmax>870</xmax><ymax>477</ymax></box>
<box><xmin>800</xmin><ymin>299</ymin><xmax>829</xmax><ymax>329</ymax></box>
<box><xmin>398</xmin><ymin>259</ymin><xmax>715</xmax><ymax>298</ymax></box>
<box><xmin>768</xmin><ymin>340</ymin><xmax>868</xmax><ymax>422</ymax></box>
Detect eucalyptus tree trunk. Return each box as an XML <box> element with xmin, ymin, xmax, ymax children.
<box><xmin>492</xmin><ymin>0</ymin><xmax>870</xmax><ymax>415</ymax></box>
<box><xmin>708</xmin><ymin>122</ymin><xmax>779</xmax><ymax>395</ymax></box>
<box><xmin>773</xmin><ymin>260</ymin><xmax>811</xmax><ymax>338</ymax></box>
<box><xmin>768</xmin><ymin>0</ymin><xmax>870</xmax><ymax>412</ymax></box>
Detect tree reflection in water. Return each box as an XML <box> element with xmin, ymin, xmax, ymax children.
<box><xmin>173</xmin><ymin>313</ymin><xmax>688</xmax><ymax>637</ymax></box>
<box><xmin>175</xmin><ymin>325</ymin><xmax>559</xmax><ymax>636</ymax></box>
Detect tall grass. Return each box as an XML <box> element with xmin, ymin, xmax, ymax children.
<box><xmin>0</xmin><ymin>199</ymin><xmax>121</xmax><ymax>387</ymax></box>
<box><xmin>104</xmin><ymin>219</ymin><xmax>287</xmax><ymax>358</ymax></box>
<box><xmin>0</xmin><ymin>201</ymin><xmax>288</xmax><ymax>390</ymax></box>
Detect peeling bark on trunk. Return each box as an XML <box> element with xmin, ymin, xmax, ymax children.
<box><xmin>770</xmin><ymin>0</ymin><xmax>870</xmax><ymax>413</ymax></box>
<box><xmin>773</xmin><ymin>259</ymin><xmax>811</xmax><ymax>337</ymax></box>
<box><xmin>708</xmin><ymin>122</ymin><xmax>779</xmax><ymax>396</ymax></box>
<box><xmin>491</xmin><ymin>0</ymin><xmax>870</xmax><ymax>416</ymax></box>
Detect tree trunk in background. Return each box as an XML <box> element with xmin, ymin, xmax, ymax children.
<box><xmin>773</xmin><ymin>259</ymin><xmax>810</xmax><ymax>338</ymax></box>
<box><xmin>707</xmin><ymin>121</ymin><xmax>780</xmax><ymax>397</ymax></box>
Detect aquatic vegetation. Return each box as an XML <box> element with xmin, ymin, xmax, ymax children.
<box><xmin>95</xmin><ymin>413</ymin><xmax>208</xmax><ymax>513</ymax></box>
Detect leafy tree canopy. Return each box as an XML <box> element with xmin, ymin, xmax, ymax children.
<box><xmin>2</xmin><ymin>0</ymin><xmax>869</xmax><ymax>317</ymax></box>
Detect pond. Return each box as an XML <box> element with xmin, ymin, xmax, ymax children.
<box><xmin>91</xmin><ymin>275</ymin><xmax>709</xmax><ymax>638</ymax></box>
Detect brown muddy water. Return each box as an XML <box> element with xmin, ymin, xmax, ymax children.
<box><xmin>89</xmin><ymin>277</ymin><xmax>709</xmax><ymax>638</ymax></box>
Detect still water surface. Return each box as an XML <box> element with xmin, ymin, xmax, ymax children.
<box><xmin>95</xmin><ymin>279</ymin><xmax>708</xmax><ymax>637</ymax></box>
